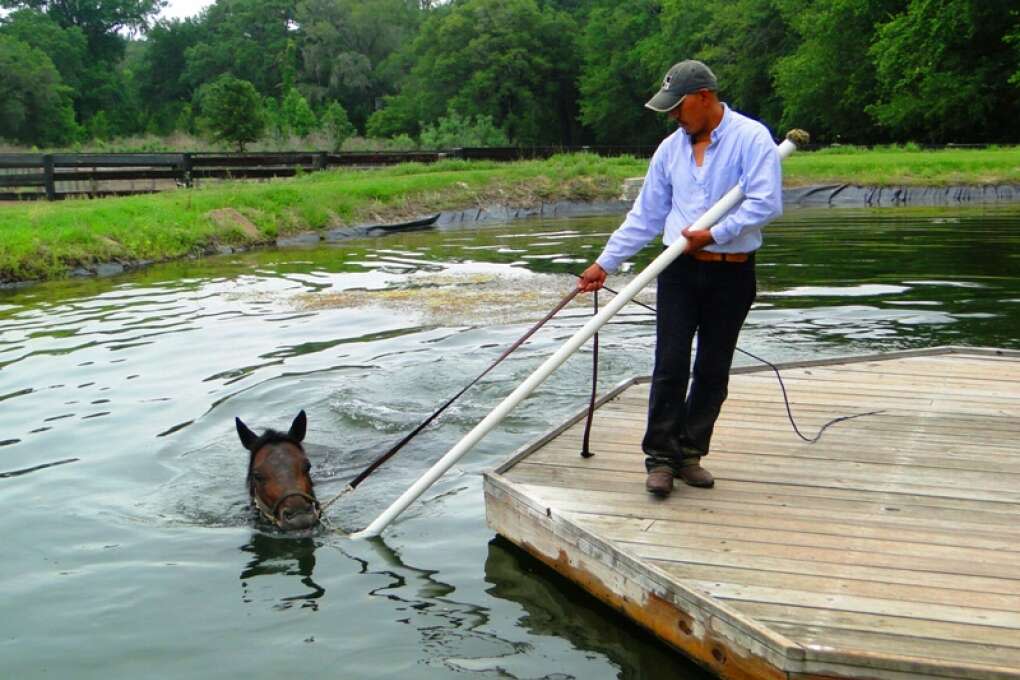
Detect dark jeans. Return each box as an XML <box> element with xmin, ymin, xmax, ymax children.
<box><xmin>643</xmin><ymin>253</ymin><xmax>756</xmax><ymax>472</ymax></box>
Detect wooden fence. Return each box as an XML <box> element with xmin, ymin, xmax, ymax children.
<box><xmin>0</xmin><ymin>146</ymin><xmax>655</xmax><ymax>201</ymax></box>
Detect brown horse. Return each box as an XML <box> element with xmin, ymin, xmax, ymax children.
<box><xmin>235</xmin><ymin>410</ymin><xmax>320</xmax><ymax>531</ymax></box>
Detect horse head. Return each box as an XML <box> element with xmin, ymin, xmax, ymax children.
<box><xmin>235</xmin><ymin>410</ymin><xmax>320</xmax><ymax>531</ymax></box>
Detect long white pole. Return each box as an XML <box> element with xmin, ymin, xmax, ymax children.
<box><xmin>352</xmin><ymin>131</ymin><xmax>808</xmax><ymax>539</ymax></box>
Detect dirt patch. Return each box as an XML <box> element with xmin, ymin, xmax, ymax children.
<box><xmin>206</xmin><ymin>208</ymin><xmax>262</xmax><ymax>239</ymax></box>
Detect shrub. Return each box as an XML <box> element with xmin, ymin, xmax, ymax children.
<box><xmin>321</xmin><ymin>101</ymin><xmax>355</xmax><ymax>152</ymax></box>
<box><xmin>419</xmin><ymin>110</ymin><xmax>509</xmax><ymax>149</ymax></box>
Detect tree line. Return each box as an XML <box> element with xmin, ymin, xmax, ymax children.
<box><xmin>1</xmin><ymin>0</ymin><xmax>1019</xmax><ymax>150</ymax></box>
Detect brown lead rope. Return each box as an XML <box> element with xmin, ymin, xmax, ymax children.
<box><xmin>320</xmin><ymin>286</ymin><xmax>581</xmax><ymax>514</ymax></box>
<box><xmin>579</xmin><ymin>290</ymin><xmax>598</xmax><ymax>458</ymax></box>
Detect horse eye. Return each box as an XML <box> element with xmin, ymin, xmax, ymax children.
<box><xmin>303</xmin><ymin>461</ymin><xmax>312</xmax><ymax>473</ymax></box>
<box><xmin>252</xmin><ymin>471</ymin><xmax>265</xmax><ymax>483</ymax></box>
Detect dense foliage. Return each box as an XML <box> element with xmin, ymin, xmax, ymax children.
<box><xmin>1</xmin><ymin>0</ymin><xmax>1018</xmax><ymax>148</ymax></box>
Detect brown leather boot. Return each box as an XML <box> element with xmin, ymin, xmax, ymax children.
<box><xmin>676</xmin><ymin>458</ymin><xmax>714</xmax><ymax>488</ymax></box>
<box><xmin>645</xmin><ymin>466</ymin><xmax>674</xmax><ymax>497</ymax></box>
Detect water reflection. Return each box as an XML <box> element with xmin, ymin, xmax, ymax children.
<box><xmin>357</xmin><ymin>537</ymin><xmax>529</xmax><ymax>676</ymax></box>
<box><xmin>484</xmin><ymin>537</ymin><xmax>713</xmax><ymax>680</ymax></box>
<box><xmin>239</xmin><ymin>533</ymin><xmax>325</xmax><ymax>611</ymax></box>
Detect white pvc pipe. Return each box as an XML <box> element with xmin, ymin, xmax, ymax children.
<box><xmin>352</xmin><ymin>132</ymin><xmax>805</xmax><ymax>539</ymax></box>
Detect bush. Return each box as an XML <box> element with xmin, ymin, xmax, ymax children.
<box><xmin>281</xmin><ymin>88</ymin><xmax>317</xmax><ymax>137</ymax></box>
<box><xmin>321</xmin><ymin>101</ymin><xmax>355</xmax><ymax>152</ymax></box>
<box><xmin>419</xmin><ymin>110</ymin><xmax>509</xmax><ymax>149</ymax></box>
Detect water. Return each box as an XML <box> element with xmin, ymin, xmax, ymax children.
<box><xmin>1</xmin><ymin>206</ymin><xmax>1017</xmax><ymax>679</ymax></box>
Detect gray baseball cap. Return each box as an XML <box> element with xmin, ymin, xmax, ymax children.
<box><xmin>645</xmin><ymin>60</ymin><xmax>718</xmax><ymax>112</ymax></box>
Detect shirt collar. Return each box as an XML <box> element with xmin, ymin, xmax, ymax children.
<box><xmin>710</xmin><ymin>103</ymin><xmax>731</xmax><ymax>142</ymax></box>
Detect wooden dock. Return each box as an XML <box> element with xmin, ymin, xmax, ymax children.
<box><xmin>484</xmin><ymin>347</ymin><xmax>1020</xmax><ymax>680</ymax></box>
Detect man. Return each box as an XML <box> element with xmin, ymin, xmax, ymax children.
<box><xmin>577</xmin><ymin>60</ymin><xmax>783</xmax><ymax>497</ymax></box>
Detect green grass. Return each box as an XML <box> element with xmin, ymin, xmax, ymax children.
<box><xmin>0</xmin><ymin>154</ymin><xmax>644</xmax><ymax>283</ymax></box>
<box><xmin>783</xmin><ymin>145</ymin><xmax>1020</xmax><ymax>186</ymax></box>
<box><xmin>1</xmin><ymin>147</ymin><xmax>1018</xmax><ymax>284</ymax></box>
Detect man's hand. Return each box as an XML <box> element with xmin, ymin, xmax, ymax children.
<box><xmin>681</xmin><ymin>226</ymin><xmax>715</xmax><ymax>253</ymax></box>
<box><xmin>577</xmin><ymin>262</ymin><xmax>607</xmax><ymax>293</ymax></box>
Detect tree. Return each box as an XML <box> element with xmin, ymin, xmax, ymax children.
<box><xmin>198</xmin><ymin>74</ymin><xmax>265</xmax><ymax>150</ymax></box>
<box><xmin>372</xmin><ymin>0</ymin><xmax>580</xmax><ymax>144</ymax></box>
<box><xmin>0</xmin><ymin>35</ymin><xmax>79</xmax><ymax>145</ymax></box>
<box><xmin>653</xmin><ymin>0</ymin><xmax>795</xmax><ymax>129</ymax></box>
<box><xmin>134</xmin><ymin>18</ymin><xmax>205</xmax><ymax>132</ymax></box>
<box><xmin>0</xmin><ymin>0</ymin><xmax>165</xmax><ymax>61</ymax></box>
<box><xmin>0</xmin><ymin>9</ymin><xmax>88</xmax><ymax>91</ymax></box>
<box><xmin>869</xmin><ymin>0</ymin><xmax>1020</xmax><ymax>142</ymax></box>
<box><xmin>296</xmin><ymin>0</ymin><xmax>423</xmax><ymax>130</ymax></box>
<box><xmin>281</xmin><ymin>87</ymin><xmax>317</xmax><ymax>136</ymax></box>
<box><xmin>183</xmin><ymin>0</ymin><xmax>298</xmax><ymax>96</ymax></box>
<box><xmin>773</xmin><ymin>0</ymin><xmax>905</xmax><ymax>144</ymax></box>
<box><xmin>321</xmin><ymin>100</ymin><xmax>355</xmax><ymax>150</ymax></box>
<box><xmin>1008</xmin><ymin>20</ymin><xmax>1020</xmax><ymax>86</ymax></box>
<box><xmin>577</xmin><ymin>0</ymin><xmax>663</xmax><ymax>145</ymax></box>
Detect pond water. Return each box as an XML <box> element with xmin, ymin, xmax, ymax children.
<box><xmin>1</xmin><ymin>206</ymin><xmax>1018</xmax><ymax>679</ymax></box>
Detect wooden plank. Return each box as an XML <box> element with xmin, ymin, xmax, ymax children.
<box><xmin>745</xmin><ymin>364</ymin><xmax>1020</xmax><ymax>387</ymax></box>
<box><xmin>557</xmin><ymin>436</ymin><xmax>1020</xmax><ymax>476</ymax></box>
<box><xmin>610</xmin><ymin>406</ymin><xmax>1020</xmax><ymax>445</ymax></box>
<box><xmin>519</xmin><ymin>484</ymin><xmax>1020</xmax><ymax>548</ymax></box>
<box><xmin>682</xmin><ymin>580</ymin><xmax>1020</xmax><ymax>630</ymax></box>
<box><xmin>796</xmin><ymin>357</ymin><xmax>1020</xmax><ymax>378</ymax></box>
<box><xmin>611</xmin><ymin>395</ymin><xmax>1020</xmax><ymax>436</ymax></box>
<box><xmin>52</xmin><ymin>169</ymin><xmax>181</xmax><ymax>182</ymax></box>
<box><xmin>0</xmin><ymin>154</ymin><xmax>44</xmax><ymax>168</ymax></box>
<box><xmin>769</xmin><ymin>621</ymin><xmax>1020</xmax><ymax>671</ymax></box>
<box><xmin>51</xmin><ymin>153</ymin><xmax>184</xmax><ymax>166</ymax></box>
<box><xmin>576</xmin><ymin>513</ymin><xmax>1020</xmax><ymax>572</ymax></box>
<box><xmin>552</xmin><ymin>430</ymin><xmax>1020</xmax><ymax>471</ymax></box>
<box><xmin>730</xmin><ymin>375</ymin><xmax>1020</xmax><ymax>404</ymax></box>
<box><xmin>530</xmin><ymin>444</ymin><xmax>1020</xmax><ymax>494</ymax></box>
<box><xmin>724</xmin><ymin>384</ymin><xmax>1020</xmax><ymax>411</ymax></box>
<box><xmin>650</xmin><ymin>561</ymin><xmax>1020</xmax><ymax>614</ymax></box>
<box><xmin>622</xmin><ymin>536</ymin><xmax>1020</xmax><ymax>584</ymax></box>
<box><xmin>0</xmin><ymin>173</ymin><xmax>45</xmax><ymax>188</ymax></box>
<box><xmin>506</xmin><ymin>464</ymin><xmax>1020</xmax><ymax>522</ymax></box>
<box><xmin>737</xmin><ymin>602</ymin><xmax>1020</xmax><ymax>651</ymax></box>
<box><xmin>520</xmin><ymin>452</ymin><xmax>1020</xmax><ymax>504</ymax></box>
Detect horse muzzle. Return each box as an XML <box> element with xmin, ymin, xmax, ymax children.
<box><xmin>278</xmin><ymin>505</ymin><xmax>320</xmax><ymax>531</ymax></box>
<box><xmin>255</xmin><ymin>490</ymin><xmax>321</xmax><ymax>531</ymax></box>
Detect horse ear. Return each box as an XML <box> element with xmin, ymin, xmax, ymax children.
<box><xmin>289</xmin><ymin>410</ymin><xmax>307</xmax><ymax>443</ymax></box>
<box><xmin>236</xmin><ymin>417</ymin><xmax>259</xmax><ymax>451</ymax></box>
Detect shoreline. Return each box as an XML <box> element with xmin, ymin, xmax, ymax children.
<box><xmin>3</xmin><ymin>183</ymin><xmax>1018</xmax><ymax>290</ymax></box>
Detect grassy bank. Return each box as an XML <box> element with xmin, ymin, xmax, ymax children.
<box><xmin>784</xmin><ymin>145</ymin><xmax>1020</xmax><ymax>186</ymax></box>
<box><xmin>0</xmin><ymin>154</ymin><xmax>641</xmax><ymax>283</ymax></box>
<box><xmin>1</xmin><ymin>147</ymin><xmax>1018</xmax><ymax>284</ymax></box>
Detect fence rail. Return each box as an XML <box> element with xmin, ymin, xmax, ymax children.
<box><xmin>0</xmin><ymin>146</ymin><xmax>656</xmax><ymax>201</ymax></box>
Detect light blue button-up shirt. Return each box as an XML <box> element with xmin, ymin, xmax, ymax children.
<box><xmin>596</xmin><ymin>105</ymin><xmax>783</xmax><ymax>273</ymax></box>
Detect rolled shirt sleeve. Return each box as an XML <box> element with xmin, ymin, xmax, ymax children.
<box><xmin>595</xmin><ymin>143</ymin><xmax>673</xmax><ymax>273</ymax></box>
<box><xmin>709</xmin><ymin>127</ymin><xmax>783</xmax><ymax>246</ymax></box>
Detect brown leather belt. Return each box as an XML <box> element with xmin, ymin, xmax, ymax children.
<box><xmin>690</xmin><ymin>250</ymin><xmax>750</xmax><ymax>263</ymax></box>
